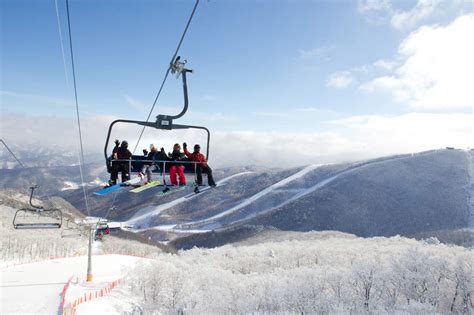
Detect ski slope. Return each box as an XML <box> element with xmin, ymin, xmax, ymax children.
<box><xmin>177</xmin><ymin>164</ymin><xmax>321</xmax><ymax>226</ymax></box>
<box><xmin>125</xmin><ymin>171</ymin><xmax>254</xmax><ymax>226</ymax></box>
<box><xmin>170</xmin><ymin>152</ymin><xmax>436</xmax><ymax>231</ymax></box>
<box><xmin>0</xmin><ymin>254</ymin><xmax>143</xmax><ymax>314</ymax></box>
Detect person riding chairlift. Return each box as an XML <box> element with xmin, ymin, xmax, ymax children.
<box><xmin>163</xmin><ymin>143</ymin><xmax>187</xmax><ymax>192</ymax></box>
<box><xmin>139</xmin><ymin>144</ymin><xmax>168</xmax><ymax>184</ymax></box>
<box><xmin>109</xmin><ymin>140</ymin><xmax>132</xmax><ymax>186</ymax></box>
<box><xmin>183</xmin><ymin>142</ymin><xmax>216</xmax><ymax>191</ymax></box>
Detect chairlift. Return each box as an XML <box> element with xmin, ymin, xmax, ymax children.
<box><xmin>94</xmin><ymin>222</ymin><xmax>110</xmax><ymax>241</ymax></box>
<box><xmin>104</xmin><ymin>57</ymin><xmax>211</xmax><ymax>185</ymax></box>
<box><xmin>61</xmin><ymin>218</ymin><xmax>84</xmax><ymax>238</ymax></box>
<box><xmin>13</xmin><ymin>185</ymin><xmax>62</xmax><ymax>229</ymax></box>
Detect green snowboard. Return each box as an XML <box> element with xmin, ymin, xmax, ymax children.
<box><xmin>130</xmin><ymin>180</ymin><xmax>161</xmax><ymax>193</ymax></box>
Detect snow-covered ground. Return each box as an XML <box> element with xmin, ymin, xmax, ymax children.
<box><xmin>0</xmin><ymin>254</ymin><xmax>144</xmax><ymax>314</ymax></box>
<box><xmin>60</xmin><ymin>178</ymin><xmax>106</xmax><ymax>191</ymax></box>
<box><xmin>61</xmin><ymin>181</ymin><xmax>80</xmax><ymax>191</ymax></box>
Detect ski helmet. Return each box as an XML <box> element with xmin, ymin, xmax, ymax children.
<box><xmin>121</xmin><ymin>140</ymin><xmax>128</xmax><ymax>147</ymax></box>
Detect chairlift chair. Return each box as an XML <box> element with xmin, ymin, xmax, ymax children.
<box><xmin>95</xmin><ymin>223</ymin><xmax>110</xmax><ymax>240</ymax></box>
<box><xmin>60</xmin><ymin>218</ymin><xmax>84</xmax><ymax>238</ymax></box>
<box><xmin>104</xmin><ymin>57</ymin><xmax>211</xmax><ymax>186</ymax></box>
<box><xmin>13</xmin><ymin>185</ymin><xmax>62</xmax><ymax>229</ymax></box>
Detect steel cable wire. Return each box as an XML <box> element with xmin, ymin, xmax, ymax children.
<box><xmin>65</xmin><ymin>0</ymin><xmax>91</xmax><ymax>216</ymax></box>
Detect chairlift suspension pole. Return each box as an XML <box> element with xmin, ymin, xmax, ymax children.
<box><xmin>87</xmin><ymin>226</ymin><xmax>93</xmax><ymax>282</ymax></box>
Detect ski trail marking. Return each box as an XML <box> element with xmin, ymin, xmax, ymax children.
<box><xmin>178</xmin><ymin>164</ymin><xmax>321</xmax><ymax>225</ymax></box>
<box><xmin>125</xmin><ymin>171</ymin><xmax>254</xmax><ymax>225</ymax></box>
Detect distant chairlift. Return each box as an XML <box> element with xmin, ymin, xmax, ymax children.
<box><xmin>94</xmin><ymin>221</ymin><xmax>110</xmax><ymax>241</ymax></box>
<box><xmin>61</xmin><ymin>218</ymin><xmax>85</xmax><ymax>238</ymax></box>
<box><xmin>104</xmin><ymin>57</ymin><xmax>211</xmax><ymax>185</ymax></box>
<box><xmin>13</xmin><ymin>185</ymin><xmax>62</xmax><ymax>229</ymax></box>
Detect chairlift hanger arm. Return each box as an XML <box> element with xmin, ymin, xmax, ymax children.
<box><xmin>157</xmin><ymin>59</ymin><xmax>193</xmax><ymax>124</ymax></box>
<box><xmin>29</xmin><ymin>185</ymin><xmax>43</xmax><ymax>210</ymax></box>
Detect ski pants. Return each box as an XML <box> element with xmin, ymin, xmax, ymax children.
<box><xmin>141</xmin><ymin>164</ymin><xmax>159</xmax><ymax>182</ymax></box>
<box><xmin>196</xmin><ymin>165</ymin><xmax>216</xmax><ymax>186</ymax></box>
<box><xmin>110</xmin><ymin>161</ymin><xmax>130</xmax><ymax>184</ymax></box>
<box><xmin>169</xmin><ymin>165</ymin><xmax>186</xmax><ymax>185</ymax></box>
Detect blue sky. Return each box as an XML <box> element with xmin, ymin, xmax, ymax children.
<box><xmin>1</xmin><ymin>0</ymin><xmax>473</xmax><ymax>167</ymax></box>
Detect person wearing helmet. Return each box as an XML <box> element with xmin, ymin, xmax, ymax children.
<box><xmin>183</xmin><ymin>142</ymin><xmax>216</xmax><ymax>190</ymax></box>
<box><xmin>109</xmin><ymin>140</ymin><xmax>132</xmax><ymax>185</ymax></box>
<box><xmin>139</xmin><ymin>144</ymin><xmax>168</xmax><ymax>184</ymax></box>
<box><xmin>167</xmin><ymin>143</ymin><xmax>187</xmax><ymax>187</ymax></box>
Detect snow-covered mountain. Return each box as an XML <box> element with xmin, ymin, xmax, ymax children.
<box><xmin>2</xmin><ymin>148</ymin><xmax>473</xmax><ymax>250</ymax></box>
<box><xmin>1</xmin><ymin>151</ymin><xmax>473</xmax><ymax>314</ymax></box>
<box><xmin>0</xmin><ymin>144</ymin><xmax>101</xmax><ymax>169</ymax></box>
<box><xmin>94</xmin><ymin>149</ymin><xmax>471</xmax><ymax>247</ymax></box>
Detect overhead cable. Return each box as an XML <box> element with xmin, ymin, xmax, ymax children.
<box><xmin>65</xmin><ymin>0</ymin><xmax>91</xmax><ymax>216</ymax></box>
<box><xmin>0</xmin><ymin>139</ymin><xmax>26</xmax><ymax>169</ymax></box>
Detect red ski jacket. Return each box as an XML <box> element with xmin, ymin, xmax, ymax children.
<box><xmin>184</xmin><ymin>148</ymin><xmax>208</xmax><ymax>167</ymax></box>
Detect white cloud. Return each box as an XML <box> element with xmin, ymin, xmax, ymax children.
<box><xmin>358</xmin><ymin>0</ymin><xmax>392</xmax><ymax>13</ymax></box>
<box><xmin>361</xmin><ymin>14</ymin><xmax>474</xmax><ymax>109</ymax></box>
<box><xmin>327</xmin><ymin>71</ymin><xmax>354</xmax><ymax>88</ymax></box>
<box><xmin>0</xmin><ymin>112</ymin><xmax>352</xmax><ymax>167</ymax></box>
<box><xmin>391</xmin><ymin>0</ymin><xmax>442</xmax><ymax>30</ymax></box>
<box><xmin>2</xmin><ymin>111</ymin><xmax>472</xmax><ymax>168</ymax></box>
<box><xmin>0</xmin><ymin>90</ymin><xmax>73</xmax><ymax>108</ymax></box>
<box><xmin>357</xmin><ymin>0</ymin><xmax>393</xmax><ymax>24</ymax></box>
<box><xmin>210</xmin><ymin>131</ymin><xmax>354</xmax><ymax>167</ymax></box>
<box><xmin>331</xmin><ymin>112</ymin><xmax>473</xmax><ymax>154</ymax></box>
<box><xmin>373</xmin><ymin>59</ymin><xmax>396</xmax><ymax>70</ymax></box>
<box><xmin>298</xmin><ymin>46</ymin><xmax>335</xmax><ymax>61</ymax></box>
<box><xmin>358</xmin><ymin>0</ymin><xmax>471</xmax><ymax>30</ymax></box>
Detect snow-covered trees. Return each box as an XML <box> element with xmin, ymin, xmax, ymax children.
<box><xmin>125</xmin><ymin>232</ymin><xmax>474</xmax><ymax>314</ymax></box>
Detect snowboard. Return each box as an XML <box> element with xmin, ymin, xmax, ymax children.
<box><xmin>157</xmin><ymin>184</ymin><xmax>195</xmax><ymax>196</ymax></box>
<box><xmin>94</xmin><ymin>177</ymin><xmax>142</xmax><ymax>196</ymax></box>
<box><xmin>184</xmin><ymin>183</ymin><xmax>226</xmax><ymax>199</ymax></box>
<box><xmin>130</xmin><ymin>180</ymin><xmax>161</xmax><ymax>193</ymax></box>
